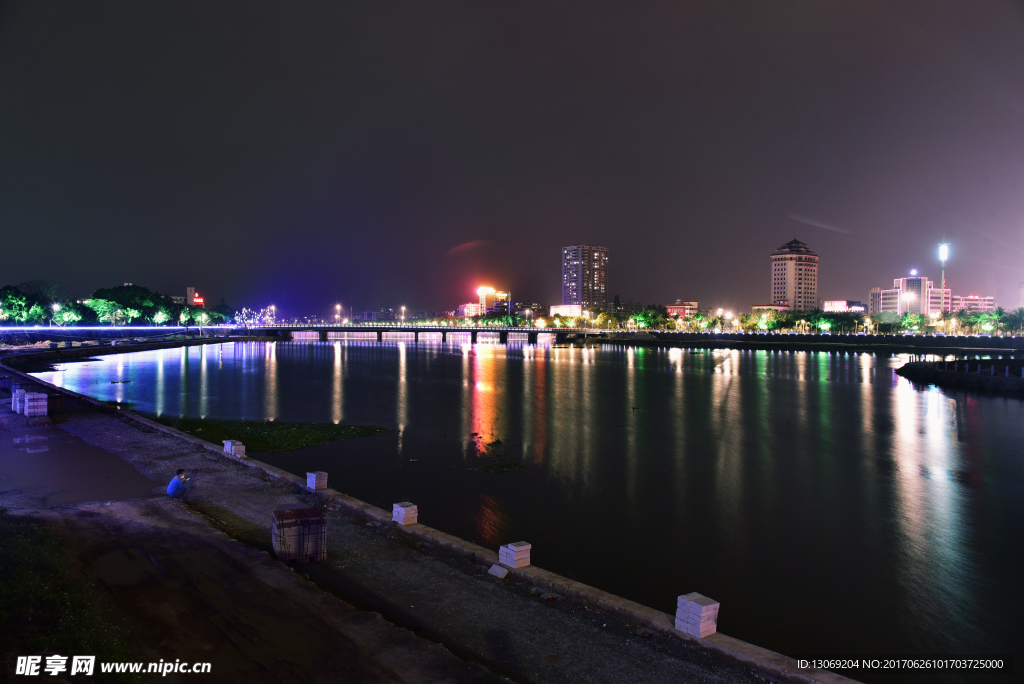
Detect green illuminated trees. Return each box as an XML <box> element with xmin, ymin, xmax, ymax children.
<box><xmin>0</xmin><ymin>286</ymin><xmax>46</xmax><ymax>323</ymax></box>
<box><xmin>83</xmin><ymin>299</ymin><xmax>120</xmax><ymax>323</ymax></box>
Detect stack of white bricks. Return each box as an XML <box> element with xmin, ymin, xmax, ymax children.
<box><xmin>392</xmin><ymin>502</ymin><xmax>418</xmax><ymax>525</ymax></box>
<box><xmin>306</xmin><ymin>471</ymin><xmax>328</xmax><ymax>490</ymax></box>
<box><xmin>676</xmin><ymin>592</ymin><xmax>719</xmax><ymax>638</ymax></box>
<box><xmin>12</xmin><ymin>389</ymin><xmax>26</xmax><ymax>414</ymax></box>
<box><xmin>23</xmin><ymin>393</ymin><xmax>48</xmax><ymax>417</ymax></box>
<box><xmin>499</xmin><ymin>541</ymin><xmax>531</xmax><ymax>568</ymax></box>
<box><xmin>222</xmin><ymin>440</ymin><xmax>246</xmax><ymax>458</ymax></box>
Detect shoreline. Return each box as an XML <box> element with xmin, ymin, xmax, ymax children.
<box><xmin>2</xmin><ymin>339</ymin><xmax>856</xmax><ymax>684</ymax></box>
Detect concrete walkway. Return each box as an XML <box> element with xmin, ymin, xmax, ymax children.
<box><xmin>0</xmin><ymin>378</ymin><xmax>830</xmax><ymax>683</ymax></box>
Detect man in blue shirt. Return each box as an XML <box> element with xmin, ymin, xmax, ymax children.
<box><xmin>167</xmin><ymin>469</ymin><xmax>187</xmax><ymax>499</ymax></box>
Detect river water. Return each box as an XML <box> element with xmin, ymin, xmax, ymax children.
<box><xmin>32</xmin><ymin>340</ymin><xmax>1023</xmax><ymax>680</ymax></box>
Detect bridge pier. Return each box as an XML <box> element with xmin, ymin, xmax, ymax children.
<box><xmin>414</xmin><ymin>331</ymin><xmax>419</xmax><ymax>343</ymax></box>
<box><xmin>441</xmin><ymin>331</ymin><xmax>447</xmax><ymax>343</ymax></box>
<box><xmin>376</xmin><ymin>330</ymin><xmax>383</xmax><ymax>342</ymax></box>
<box><xmin>499</xmin><ymin>331</ymin><xmax>508</xmax><ymax>344</ymax></box>
<box><xmin>555</xmin><ymin>332</ymin><xmax>568</xmax><ymax>344</ymax></box>
<box><xmin>319</xmin><ymin>330</ymin><xmax>329</xmax><ymax>341</ymax></box>
<box><xmin>471</xmin><ymin>331</ymin><xmax>478</xmax><ymax>344</ymax></box>
<box><xmin>527</xmin><ymin>331</ymin><xmax>538</xmax><ymax>344</ymax></box>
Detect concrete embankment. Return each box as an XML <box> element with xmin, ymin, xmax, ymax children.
<box><xmin>2</xmin><ymin>342</ymin><xmax>858</xmax><ymax>684</ymax></box>
<box><xmin>896</xmin><ymin>360</ymin><xmax>1024</xmax><ymax>394</ymax></box>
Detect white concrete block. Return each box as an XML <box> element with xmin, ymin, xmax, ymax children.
<box><xmin>487</xmin><ymin>564</ymin><xmax>509</xmax><ymax>579</ymax></box>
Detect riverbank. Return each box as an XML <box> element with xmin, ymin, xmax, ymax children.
<box><xmin>591</xmin><ymin>332</ymin><xmax>1024</xmax><ymax>356</ymax></box>
<box><xmin>0</xmin><ymin>335</ymin><xmax>279</xmax><ymax>372</ymax></box>
<box><xmin>1</xmin><ymin>342</ymin><xmax>856</xmax><ymax>684</ymax></box>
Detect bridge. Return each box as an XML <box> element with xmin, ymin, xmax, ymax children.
<box><xmin>247</xmin><ymin>324</ymin><xmax>603</xmax><ymax>344</ymax></box>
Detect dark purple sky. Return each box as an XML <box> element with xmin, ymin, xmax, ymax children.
<box><xmin>2</xmin><ymin>1</ymin><xmax>1024</xmax><ymax>316</ymax></box>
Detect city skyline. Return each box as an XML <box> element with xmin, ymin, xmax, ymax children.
<box><xmin>3</xmin><ymin>2</ymin><xmax>1024</xmax><ymax>314</ymax></box>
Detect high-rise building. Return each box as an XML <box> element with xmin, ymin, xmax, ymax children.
<box><xmin>477</xmin><ymin>287</ymin><xmax>495</xmax><ymax>311</ymax></box>
<box><xmin>770</xmin><ymin>238</ymin><xmax>818</xmax><ymax>312</ymax></box>
<box><xmin>561</xmin><ymin>245</ymin><xmax>609</xmax><ymax>309</ymax></box>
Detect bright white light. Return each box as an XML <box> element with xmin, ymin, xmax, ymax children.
<box><xmin>910</xmin><ymin>269</ymin><xmax>918</xmax><ymax>276</ymax></box>
<box><xmin>939</xmin><ymin>244</ymin><xmax>949</xmax><ymax>262</ymax></box>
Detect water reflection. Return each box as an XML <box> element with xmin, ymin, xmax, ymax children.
<box><xmin>29</xmin><ymin>341</ymin><xmax>1024</xmax><ymax>678</ymax></box>
<box><xmin>332</xmin><ymin>342</ymin><xmax>344</xmax><ymax>424</ymax></box>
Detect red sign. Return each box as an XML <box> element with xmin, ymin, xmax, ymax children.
<box><xmin>193</xmin><ymin>295</ymin><xmax>204</xmax><ymax>305</ymax></box>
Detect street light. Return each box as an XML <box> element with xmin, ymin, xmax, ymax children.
<box><xmin>938</xmin><ymin>242</ymin><xmax>950</xmax><ymax>292</ymax></box>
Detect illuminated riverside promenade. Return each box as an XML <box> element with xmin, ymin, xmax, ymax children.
<box><xmin>23</xmin><ymin>339</ymin><xmax>1024</xmax><ymax>681</ymax></box>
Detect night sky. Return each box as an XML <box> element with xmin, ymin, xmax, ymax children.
<box><xmin>3</xmin><ymin>1</ymin><xmax>1024</xmax><ymax>316</ymax></box>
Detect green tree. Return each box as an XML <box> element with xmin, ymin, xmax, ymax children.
<box><xmin>0</xmin><ymin>286</ymin><xmax>29</xmax><ymax>322</ymax></box>
<box><xmin>51</xmin><ymin>305</ymin><xmax>82</xmax><ymax>327</ymax></box>
<box><xmin>1001</xmin><ymin>307</ymin><xmax>1024</xmax><ymax>335</ymax></box>
<box><xmin>899</xmin><ymin>312</ymin><xmax>924</xmax><ymax>332</ymax></box>
<box><xmin>83</xmin><ymin>299</ymin><xmax>120</xmax><ymax>323</ymax></box>
<box><xmin>635</xmin><ymin>308</ymin><xmax>667</xmax><ymax>330</ymax></box>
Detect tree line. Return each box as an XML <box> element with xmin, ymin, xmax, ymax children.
<box><xmin>0</xmin><ymin>281</ymin><xmax>232</xmax><ymax>327</ymax></box>
<box><xmin>400</xmin><ymin>305</ymin><xmax>1024</xmax><ymax>336</ymax></box>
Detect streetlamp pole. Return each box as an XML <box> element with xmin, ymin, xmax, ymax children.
<box><xmin>938</xmin><ymin>243</ymin><xmax>950</xmax><ymax>312</ymax></box>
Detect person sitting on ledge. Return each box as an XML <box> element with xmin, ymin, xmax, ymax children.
<box><xmin>167</xmin><ymin>469</ymin><xmax>187</xmax><ymax>499</ymax></box>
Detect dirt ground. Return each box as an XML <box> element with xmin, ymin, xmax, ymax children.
<box><xmin>1</xmin><ymin>383</ymin><xmax>765</xmax><ymax>684</ymax></box>
<box><xmin>30</xmin><ymin>498</ymin><xmax>501</xmax><ymax>684</ymax></box>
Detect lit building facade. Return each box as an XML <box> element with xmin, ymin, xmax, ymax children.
<box><xmin>492</xmin><ymin>291</ymin><xmax>510</xmax><ymax>314</ymax></box>
<box><xmin>513</xmin><ymin>301</ymin><xmax>542</xmax><ymax>317</ymax></box>
<box><xmin>666</xmin><ymin>300</ymin><xmax>699</xmax><ymax>318</ymax></box>
<box><xmin>770</xmin><ymin>239</ymin><xmax>818</xmax><ymax>312</ymax></box>
<box><xmin>458</xmin><ymin>303</ymin><xmax>485</xmax><ymax>317</ymax></box>
<box><xmin>474</xmin><ymin>287</ymin><xmax>510</xmax><ymax>314</ymax></box>
<box><xmin>868</xmin><ymin>287</ymin><xmax>882</xmax><ymax>314</ymax></box>
<box><xmin>823</xmin><ymin>300</ymin><xmax>865</xmax><ymax>313</ymax></box>
<box><xmin>549</xmin><ymin>304</ymin><xmax>583</xmax><ymax>318</ymax></box>
<box><xmin>877</xmin><ymin>276</ymin><xmax>951</xmax><ymax>316</ymax></box>
<box><xmin>562</xmin><ymin>245</ymin><xmax>609</xmax><ymax>308</ymax></box>
<box><xmin>951</xmin><ymin>295</ymin><xmax>996</xmax><ymax>312</ymax></box>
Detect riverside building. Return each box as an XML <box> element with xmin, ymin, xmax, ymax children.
<box><xmin>823</xmin><ymin>300</ymin><xmax>866</xmax><ymax>313</ymax></box>
<box><xmin>770</xmin><ymin>238</ymin><xmax>818</xmax><ymax>312</ymax></box>
<box><xmin>951</xmin><ymin>295</ymin><xmax>996</xmax><ymax>312</ymax></box>
<box><xmin>561</xmin><ymin>245</ymin><xmax>609</xmax><ymax>309</ymax></box>
<box><xmin>666</xmin><ymin>300</ymin><xmax>699</xmax><ymax>318</ymax></box>
<box><xmin>876</xmin><ymin>274</ymin><xmax>951</xmax><ymax>316</ymax></box>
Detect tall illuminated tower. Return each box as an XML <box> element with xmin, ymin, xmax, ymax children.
<box><xmin>770</xmin><ymin>238</ymin><xmax>818</xmax><ymax>312</ymax></box>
